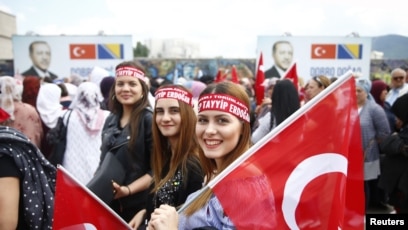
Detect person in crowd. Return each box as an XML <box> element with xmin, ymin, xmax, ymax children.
<box><xmin>378</xmin><ymin>93</ymin><xmax>408</xmax><ymax>213</ymax></box>
<box><xmin>21</xmin><ymin>76</ymin><xmax>41</xmax><ymax>108</ymax></box>
<box><xmin>21</xmin><ymin>40</ymin><xmax>58</xmax><ymax>80</ymax></box>
<box><xmin>148</xmin><ymin>81</ymin><xmax>275</xmax><ymax>230</ymax></box>
<box><xmin>99</xmin><ymin>76</ymin><xmax>115</xmax><ymax>110</ymax></box>
<box><xmin>356</xmin><ymin>78</ymin><xmax>391</xmax><ymax>211</ymax></box>
<box><xmin>401</xmin><ymin>65</ymin><xmax>408</xmax><ymax>84</ymax></box>
<box><xmin>252</xmin><ymin>78</ymin><xmax>278</xmax><ymax>131</ymax></box>
<box><xmin>144</xmin><ymin>76</ymin><xmax>156</xmax><ymax>109</ymax></box>
<box><xmin>304</xmin><ymin>75</ymin><xmax>331</xmax><ymax>103</ymax></box>
<box><xmin>62</xmin><ymin>76</ymin><xmax>78</xmax><ymax>101</ymax></box>
<box><xmin>97</xmin><ymin>61</ymin><xmax>153</xmax><ymax>222</ymax></box>
<box><xmin>385</xmin><ymin>67</ymin><xmax>408</xmax><ymax>106</ymax></box>
<box><xmin>198</xmin><ymin>75</ymin><xmax>214</xmax><ymax>85</ymax></box>
<box><xmin>128</xmin><ymin>85</ymin><xmax>204</xmax><ymax>229</ymax></box>
<box><xmin>57</xmin><ymin>83</ymin><xmax>72</xmax><ymax>109</ymax></box>
<box><xmin>0</xmin><ymin>76</ymin><xmax>43</xmax><ymax>148</ymax></box>
<box><xmin>371</xmin><ymin>79</ymin><xmax>395</xmax><ymax>132</ymax></box>
<box><xmin>371</xmin><ymin>79</ymin><xmax>389</xmax><ymax>108</ymax></box>
<box><xmin>62</xmin><ymin>82</ymin><xmax>111</xmax><ymax>185</ymax></box>
<box><xmin>89</xmin><ymin>66</ymin><xmax>110</xmax><ymax>90</ymax></box>
<box><xmin>251</xmin><ymin>79</ymin><xmax>300</xmax><ymax>144</ymax></box>
<box><xmin>35</xmin><ymin>83</ymin><xmax>65</xmax><ymax>159</ymax></box>
<box><xmin>182</xmin><ymin>80</ymin><xmax>207</xmax><ymax>114</ymax></box>
<box><xmin>0</xmin><ymin>109</ymin><xmax>56</xmax><ymax>230</ymax></box>
<box><xmin>264</xmin><ymin>40</ymin><xmax>294</xmax><ymax>79</ymax></box>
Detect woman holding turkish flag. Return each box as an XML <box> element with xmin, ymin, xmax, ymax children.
<box><xmin>148</xmin><ymin>81</ymin><xmax>275</xmax><ymax>230</ymax></box>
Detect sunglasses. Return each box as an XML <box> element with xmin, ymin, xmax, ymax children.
<box><xmin>392</xmin><ymin>76</ymin><xmax>404</xmax><ymax>81</ymax></box>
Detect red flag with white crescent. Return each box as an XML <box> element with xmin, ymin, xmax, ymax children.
<box><xmin>255</xmin><ymin>52</ymin><xmax>265</xmax><ymax>105</ymax></box>
<box><xmin>283</xmin><ymin>62</ymin><xmax>299</xmax><ymax>91</ymax></box>
<box><xmin>214</xmin><ymin>69</ymin><xmax>223</xmax><ymax>83</ymax></box>
<box><xmin>231</xmin><ymin>65</ymin><xmax>239</xmax><ymax>84</ymax></box>
<box><xmin>208</xmin><ymin>71</ymin><xmax>364</xmax><ymax>229</ymax></box>
<box><xmin>53</xmin><ymin>166</ymin><xmax>131</xmax><ymax>230</ymax></box>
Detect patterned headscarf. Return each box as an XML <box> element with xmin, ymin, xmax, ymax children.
<box><xmin>69</xmin><ymin>82</ymin><xmax>106</xmax><ymax>136</ymax></box>
<box><xmin>0</xmin><ymin>76</ymin><xmax>23</xmax><ymax>120</ymax></box>
<box><xmin>0</xmin><ymin>126</ymin><xmax>56</xmax><ymax>229</ymax></box>
<box><xmin>355</xmin><ymin>78</ymin><xmax>374</xmax><ymax>100</ymax></box>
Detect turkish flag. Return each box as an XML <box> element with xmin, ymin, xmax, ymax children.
<box><xmin>283</xmin><ymin>62</ymin><xmax>299</xmax><ymax>91</ymax></box>
<box><xmin>311</xmin><ymin>44</ymin><xmax>336</xmax><ymax>59</ymax></box>
<box><xmin>209</xmin><ymin>72</ymin><xmax>364</xmax><ymax>229</ymax></box>
<box><xmin>255</xmin><ymin>52</ymin><xmax>265</xmax><ymax>105</ymax></box>
<box><xmin>70</xmin><ymin>44</ymin><xmax>96</xmax><ymax>59</ymax></box>
<box><xmin>53</xmin><ymin>166</ymin><xmax>131</xmax><ymax>230</ymax></box>
<box><xmin>214</xmin><ymin>69</ymin><xmax>223</xmax><ymax>83</ymax></box>
<box><xmin>231</xmin><ymin>65</ymin><xmax>239</xmax><ymax>84</ymax></box>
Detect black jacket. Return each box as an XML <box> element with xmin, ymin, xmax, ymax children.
<box><xmin>378</xmin><ymin>125</ymin><xmax>408</xmax><ymax>199</ymax></box>
<box><xmin>264</xmin><ymin>65</ymin><xmax>281</xmax><ymax>79</ymax></box>
<box><xmin>99</xmin><ymin>108</ymin><xmax>153</xmax><ymax>221</ymax></box>
<box><xmin>21</xmin><ymin>66</ymin><xmax>58</xmax><ymax>80</ymax></box>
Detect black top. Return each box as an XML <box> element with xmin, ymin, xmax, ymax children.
<box><xmin>0</xmin><ymin>126</ymin><xmax>56</xmax><ymax>230</ymax></box>
<box><xmin>99</xmin><ymin>109</ymin><xmax>153</xmax><ymax>222</ymax></box>
<box><xmin>141</xmin><ymin>157</ymin><xmax>204</xmax><ymax>229</ymax></box>
<box><xmin>0</xmin><ymin>155</ymin><xmax>29</xmax><ymax>230</ymax></box>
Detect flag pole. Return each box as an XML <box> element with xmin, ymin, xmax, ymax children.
<box><xmin>178</xmin><ymin>70</ymin><xmax>354</xmax><ymax>213</ymax></box>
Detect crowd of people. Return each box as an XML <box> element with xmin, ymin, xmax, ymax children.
<box><xmin>0</xmin><ymin>60</ymin><xmax>407</xmax><ymax>229</ymax></box>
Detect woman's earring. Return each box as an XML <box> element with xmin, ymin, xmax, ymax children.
<box><xmin>141</xmin><ymin>95</ymin><xmax>144</xmax><ymax>98</ymax></box>
<box><xmin>112</xmin><ymin>95</ymin><xmax>115</xmax><ymax>101</ymax></box>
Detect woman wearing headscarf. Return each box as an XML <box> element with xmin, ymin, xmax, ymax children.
<box><xmin>63</xmin><ymin>82</ymin><xmax>111</xmax><ymax>185</ymax></box>
<box><xmin>370</xmin><ymin>79</ymin><xmax>395</xmax><ymax>132</ymax></box>
<box><xmin>22</xmin><ymin>76</ymin><xmax>41</xmax><ymax>108</ymax></box>
<box><xmin>0</xmin><ymin>76</ymin><xmax>43</xmax><ymax>147</ymax></box>
<box><xmin>378</xmin><ymin>93</ymin><xmax>408</xmax><ymax>213</ymax></box>
<box><xmin>0</xmin><ymin>110</ymin><xmax>56</xmax><ymax>229</ymax></box>
<box><xmin>356</xmin><ymin>78</ymin><xmax>391</xmax><ymax>211</ymax></box>
<box><xmin>36</xmin><ymin>83</ymin><xmax>64</xmax><ymax>158</ymax></box>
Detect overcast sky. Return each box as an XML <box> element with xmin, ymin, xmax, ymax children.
<box><xmin>1</xmin><ymin>0</ymin><xmax>406</xmax><ymax>58</ymax></box>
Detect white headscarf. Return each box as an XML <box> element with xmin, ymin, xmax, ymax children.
<box><xmin>69</xmin><ymin>82</ymin><xmax>105</xmax><ymax>135</ymax></box>
<box><xmin>0</xmin><ymin>76</ymin><xmax>23</xmax><ymax>120</ymax></box>
<box><xmin>36</xmin><ymin>83</ymin><xmax>64</xmax><ymax>128</ymax></box>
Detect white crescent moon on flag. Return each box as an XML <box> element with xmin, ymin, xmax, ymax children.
<box><xmin>73</xmin><ymin>47</ymin><xmax>83</xmax><ymax>57</ymax></box>
<box><xmin>314</xmin><ymin>47</ymin><xmax>324</xmax><ymax>57</ymax></box>
<box><xmin>282</xmin><ymin>153</ymin><xmax>348</xmax><ymax>230</ymax></box>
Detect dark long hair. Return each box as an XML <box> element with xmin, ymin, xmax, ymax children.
<box><xmin>270</xmin><ymin>79</ymin><xmax>300</xmax><ymax>130</ymax></box>
<box><xmin>109</xmin><ymin>61</ymin><xmax>151</xmax><ymax>153</ymax></box>
<box><xmin>151</xmin><ymin>85</ymin><xmax>201</xmax><ymax>193</ymax></box>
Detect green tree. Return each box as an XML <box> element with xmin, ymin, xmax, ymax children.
<box><xmin>133</xmin><ymin>41</ymin><xmax>150</xmax><ymax>57</ymax></box>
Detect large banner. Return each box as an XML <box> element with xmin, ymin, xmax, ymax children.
<box><xmin>256</xmin><ymin>36</ymin><xmax>372</xmax><ymax>84</ymax></box>
<box><xmin>12</xmin><ymin>35</ymin><xmax>133</xmax><ymax>79</ymax></box>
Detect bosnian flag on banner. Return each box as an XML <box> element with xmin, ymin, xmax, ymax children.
<box><xmin>182</xmin><ymin>71</ymin><xmax>365</xmax><ymax>229</ymax></box>
<box><xmin>53</xmin><ymin>166</ymin><xmax>131</xmax><ymax>230</ymax></box>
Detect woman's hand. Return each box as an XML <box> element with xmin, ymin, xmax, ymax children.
<box><xmin>148</xmin><ymin>204</ymin><xmax>178</xmax><ymax>230</ymax></box>
<box><xmin>112</xmin><ymin>181</ymin><xmax>131</xmax><ymax>199</ymax></box>
<box><xmin>128</xmin><ymin>209</ymin><xmax>146</xmax><ymax>230</ymax></box>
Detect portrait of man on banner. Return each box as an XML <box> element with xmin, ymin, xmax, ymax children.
<box><xmin>264</xmin><ymin>40</ymin><xmax>294</xmax><ymax>79</ymax></box>
<box><xmin>21</xmin><ymin>40</ymin><xmax>58</xmax><ymax>80</ymax></box>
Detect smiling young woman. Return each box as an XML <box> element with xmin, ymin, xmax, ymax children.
<box><xmin>147</xmin><ymin>82</ymin><xmax>266</xmax><ymax>230</ymax></box>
